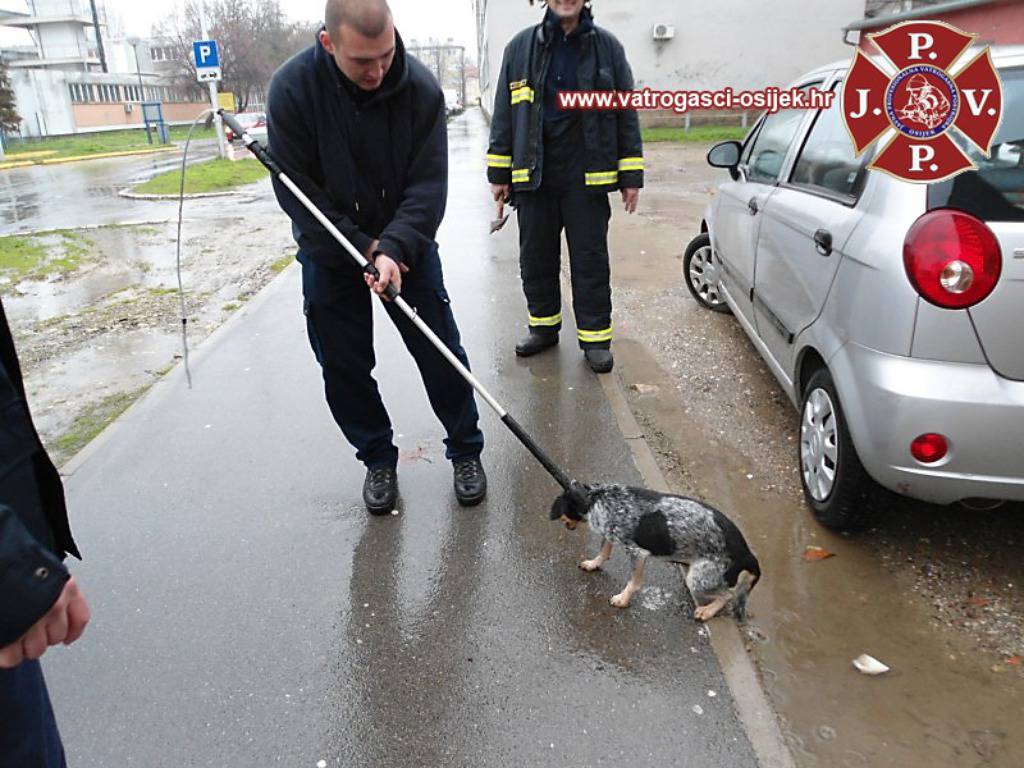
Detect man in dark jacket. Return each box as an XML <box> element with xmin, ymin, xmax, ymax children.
<box><xmin>267</xmin><ymin>0</ymin><xmax>486</xmax><ymax>514</ymax></box>
<box><xmin>487</xmin><ymin>0</ymin><xmax>643</xmax><ymax>373</ymax></box>
<box><xmin>1</xmin><ymin>298</ymin><xmax>90</xmax><ymax>767</ymax></box>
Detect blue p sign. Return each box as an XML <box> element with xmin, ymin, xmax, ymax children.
<box><xmin>193</xmin><ymin>39</ymin><xmax>220</xmax><ymax>69</ymax></box>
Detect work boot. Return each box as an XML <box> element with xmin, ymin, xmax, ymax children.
<box><xmin>363</xmin><ymin>467</ymin><xmax>398</xmax><ymax>515</ymax></box>
<box><xmin>453</xmin><ymin>457</ymin><xmax>487</xmax><ymax>507</ymax></box>
<box><xmin>584</xmin><ymin>348</ymin><xmax>614</xmax><ymax>373</ymax></box>
<box><xmin>515</xmin><ymin>330</ymin><xmax>558</xmax><ymax>357</ymax></box>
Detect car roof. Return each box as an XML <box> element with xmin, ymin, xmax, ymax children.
<box><xmin>807</xmin><ymin>43</ymin><xmax>1024</xmax><ymax>78</ymax></box>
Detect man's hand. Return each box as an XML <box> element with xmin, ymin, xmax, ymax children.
<box><xmin>0</xmin><ymin>577</ymin><xmax>90</xmax><ymax>669</ymax></box>
<box><xmin>621</xmin><ymin>188</ymin><xmax>640</xmax><ymax>214</ymax></box>
<box><xmin>491</xmin><ymin>183</ymin><xmax>511</xmax><ymax>220</ymax></box>
<box><xmin>364</xmin><ymin>253</ymin><xmax>408</xmax><ymax>300</ymax></box>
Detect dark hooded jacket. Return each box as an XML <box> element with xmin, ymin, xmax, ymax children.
<box><xmin>267</xmin><ymin>29</ymin><xmax>447</xmax><ymax>273</ymax></box>
<box><xmin>1</xmin><ymin>298</ymin><xmax>79</xmax><ymax>647</ymax></box>
<box><xmin>486</xmin><ymin>7</ymin><xmax>644</xmax><ymax>193</ymax></box>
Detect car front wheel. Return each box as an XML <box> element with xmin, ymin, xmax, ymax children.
<box><xmin>683</xmin><ymin>233</ymin><xmax>730</xmax><ymax>313</ymax></box>
<box><xmin>799</xmin><ymin>367</ymin><xmax>880</xmax><ymax>531</ymax></box>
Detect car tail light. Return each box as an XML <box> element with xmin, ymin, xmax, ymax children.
<box><xmin>911</xmin><ymin>433</ymin><xmax>948</xmax><ymax>463</ymax></box>
<box><xmin>904</xmin><ymin>209</ymin><xmax>1001</xmax><ymax>309</ymax></box>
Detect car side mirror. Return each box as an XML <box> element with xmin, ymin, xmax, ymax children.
<box><xmin>707</xmin><ymin>141</ymin><xmax>742</xmax><ymax>181</ymax></box>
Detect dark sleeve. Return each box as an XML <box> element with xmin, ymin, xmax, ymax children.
<box><xmin>266</xmin><ymin>68</ymin><xmax>375</xmax><ymax>267</ymax></box>
<box><xmin>375</xmin><ymin>90</ymin><xmax>448</xmax><ymax>269</ymax></box>
<box><xmin>0</xmin><ymin>503</ymin><xmax>69</xmax><ymax>647</ymax></box>
<box><xmin>612</xmin><ymin>41</ymin><xmax>644</xmax><ymax>190</ymax></box>
<box><xmin>485</xmin><ymin>44</ymin><xmax>513</xmax><ymax>185</ymax></box>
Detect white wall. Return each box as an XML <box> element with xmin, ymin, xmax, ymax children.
<box><xmin>480</xmin><ymin>0</ymin><xmax>864</xmax><ymax>116</ymax></box>
<box><xmin>9</xmin><ymin>68</ymin><xmax>75</xmax><ymax>136</ymax></box>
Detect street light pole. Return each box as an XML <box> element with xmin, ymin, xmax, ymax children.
<box><xmin>127</xmin><ymin>37</ymin><xmax>151</xmax><ymax>144</ymax></box>
<box><xmin>197</xmin><ymin>0</ymin><xmax>227</xmax><ymax>159</ymax></box>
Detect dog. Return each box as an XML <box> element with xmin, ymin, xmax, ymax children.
<box><xmin>550</xmin><ymin>483</ymin><xmax>760</xmax><ymax>621</ymax></box>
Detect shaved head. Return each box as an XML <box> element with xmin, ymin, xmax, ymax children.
<box><xmin>325</xmin><ymin>0</ymin><xmax>392</xmax><ymax>41</ymax></box>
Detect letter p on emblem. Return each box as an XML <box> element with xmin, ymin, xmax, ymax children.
<box><xmin>908</xmin><ymin>32</ymin><xmax>935</xmax><ymax>60</ymax></box>
<box><xmin>909</xmin><ymin>144</ymin><xmax>936</xmax><ymax>172</ymax></box>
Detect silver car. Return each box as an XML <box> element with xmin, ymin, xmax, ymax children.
<box><xmin>685</xmin><ymin>48</ymin><xmax>1024</xmax><ymax>530</ymax></box>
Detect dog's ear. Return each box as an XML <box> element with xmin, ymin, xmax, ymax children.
<box><xmin>549</xmin><ymin>493</ymin><xmax>569</xmax><ymax>521</ymax></box>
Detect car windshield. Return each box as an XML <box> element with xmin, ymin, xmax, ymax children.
<box><xmin>930</xmin><ymin>66</ymin><xmax>1024</xmax><ymax>221</ymax></box>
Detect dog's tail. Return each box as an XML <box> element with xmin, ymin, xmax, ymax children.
<box><xmin>729</xmin><ymin>554</ymin><xmax>761</xmax><ymax>622</ymax></box>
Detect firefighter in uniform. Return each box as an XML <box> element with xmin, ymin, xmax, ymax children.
<box><xmin>487</xmin><ymin>0</ymin><xmax>643</xmax><ymax>373</ymax></box>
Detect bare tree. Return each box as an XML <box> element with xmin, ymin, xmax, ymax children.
<box><xmin>156</xmin><ymin>0</ymin><xmax>315</xmax><ymax>112</ymax></box>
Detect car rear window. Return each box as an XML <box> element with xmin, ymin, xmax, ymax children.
<box><xmin>929</xmin><ymin>66</ymin><xmax>1024</xmax><ymax>222</ymax></box>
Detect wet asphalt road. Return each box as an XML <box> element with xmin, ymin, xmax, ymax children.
<box><xmin>43</xmin><ymin>112</ymin><xmax>758</xmax><ymax>766</ymax></box>
<box><xmin>0</xmin><ymin>139</ymin><xmax>234</xmax><ymax>234</ymax></box>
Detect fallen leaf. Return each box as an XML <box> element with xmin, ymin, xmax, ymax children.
<box><xmin>1007</xmin><ymin>656</ymin><xmax>1022</xmax><ymax>667</ymax></box>
<box><xmin>630</xmin><ymin>383</ymin><xmax>659</xmax><ymax>395</ymax></box>
<box><xmin>967</xmin><ymin>596</ymin><xmax>992</xmax><ymax>607</ymax></box>
<box><xmin>399</xmin><ymin>446</ymin><xmax>432</xmax><ymax>463</ymax></box>
<box><xmin>803</xmin><ymin>546</ymin><xmax>836</xmax><ymax>562</ymax></box>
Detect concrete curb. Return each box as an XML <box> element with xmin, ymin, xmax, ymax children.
<box><xmin>597</xmin><ymin>370</ymin><xmax>796</xmax><ymax>768</ymax></box>
<box><xmin>41</xmin><ymin>147</ymin><xmax>178</xmax><ymax>166</ymax></box>
<box><xmin>2</xmin><ymin>219</ymin><xmax>177</xmax><ymax>238</ymax></box>
<box><xmin>117</xmin><ymin>187</ymin><xmax>253</xmax><ymax>201</ymax></box>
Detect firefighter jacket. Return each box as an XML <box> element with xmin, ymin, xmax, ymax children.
<box><xmin>486</xmin><ymin>7</ymin><xmax>644</xmax><ymax>194</ymax></box>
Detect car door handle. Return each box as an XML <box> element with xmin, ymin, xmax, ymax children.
<box><xmin>747</xmin><ymin>197</ymin><xmax>759</xmax><ymax>215</ymax></box>
<box><xmin>814</xmin><ymin>229</ymin><xmax>833</xmax><ymax>256</ymax></box>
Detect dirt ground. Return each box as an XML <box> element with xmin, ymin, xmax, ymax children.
<box><xmin>2</xmin><ymin>190</ymin><xmax>295</xmax><ymax>465</ymax></box>
<box><xmin>607</xmin><ymin>141</ymin><xmax>1024</xmax><ymax>767</ymax></box>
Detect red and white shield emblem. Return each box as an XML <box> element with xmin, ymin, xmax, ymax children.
<box><xmin>843</xmin><ymin>20</ymin><xmax>1003</xmax><ymax>183</ymax></box>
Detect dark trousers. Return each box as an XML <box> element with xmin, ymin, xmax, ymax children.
<box><xmin>0</xmin><ymin>660</ymin><xmax>66</xmax><ymax>768</ymax></box>
<box><xmin>515</xmin><ymin>186</ymin><xmax>612</xmax><ymax>349</ymax></box>
<box><xmin>300</xmin><ymin>246</ymin><xmax>484</xmax><ymax>470</ymax></box>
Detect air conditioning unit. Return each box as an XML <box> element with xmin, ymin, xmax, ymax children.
<box><xmin>652</xmin><ymin>23</ymin><xmax>675</xmax><ymax>41</ymax></box>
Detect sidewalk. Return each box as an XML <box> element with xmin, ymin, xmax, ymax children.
<box><xmin>42</xmin><ymin>110</ymin><xmax>764</xmax><ymax>767</ymax></box>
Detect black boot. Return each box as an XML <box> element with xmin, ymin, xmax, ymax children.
<box><xmin>363</xmin><ymin>467</ymin><xmax>398</xmax><ymax>515</ymax></box>
<box><xmin>453</xmin><ymin>457</ymin><xmax>487</xmax><ymax>507</ymax></box>
<box><xmin>515</xmin><ymin>330</ymin><xmax>558</xmax><ymax>357</ymax></box>
<box><xmin>584</xmin><ymin>348</ymin><xmax>614</xmax><ymax>373</ymax></box>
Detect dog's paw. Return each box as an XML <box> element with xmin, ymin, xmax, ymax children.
<box><xmin>610</xmin><ymin>592</ymin><xmax>632</xmax><ymax>609</ymax></box>
<box><xmin>693</xmin><ymin>604</ymin><xmax>720</xmax><ymax>622</ymax></box>
<box><xmin>578</xmin><ymin>558</ymin><xmax>602</xmax><ymax>572</ymax></box>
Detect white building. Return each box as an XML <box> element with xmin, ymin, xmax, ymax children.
<box><xmin>475</xmin><ymin>0</ymin><xmax>865</xmax><ymax>121</ymax></box>
<box><xmin>0</xmin><ymin>1</ymin><xmax>206</xmax><ymax>137</ymax></box>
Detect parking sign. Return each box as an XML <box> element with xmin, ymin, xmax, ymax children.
<box><xmin>193</xmin><ymin>39</ymin><xmax>222</xmax><ymax>82</ymax></box>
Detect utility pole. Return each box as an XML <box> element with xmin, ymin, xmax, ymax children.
<box><xmin>197</xmin><ymin>0</ymin><xmax>226</xmax><ymax>159</ymax></box>
<box><xmin>87</xmin><ymin>0</ymin><xmax>107</xmax><ymax>73</ymax></box>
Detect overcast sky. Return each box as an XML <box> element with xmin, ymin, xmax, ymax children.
<box><xmin>110</xmin><ymin>0</ymin><xmax>478</xmax><ymax>49</ymax></box>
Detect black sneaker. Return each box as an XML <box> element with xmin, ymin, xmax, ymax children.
<box><xmin>453</xmin><ymin>457</ymin><xmax>487</xmax><ymax>507</ymax></box>
<box><xmin>363</xmin><ymin>467</ymin><xmax>398</xmax><ymax>515</ymax></box>
<box><xmin>515</xmin><ymin>331</ymin><xmax>558</xmax><ymax>357</ymax></box>
<box><xmin>584</xmin><ymin>348</ymin><xmax>614</xmax><ymax>373</ymax></box>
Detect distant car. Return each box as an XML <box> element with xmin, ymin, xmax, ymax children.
<box><xmin>685</xmin><ymin>48</ymin><xmax>1024</xmax><ymax>530</ymax></box>
<box><xmin>224</xmin><ymin>111</ymin><xmax>267</xmax><ymax>143</ymax></box>
<box><xmin>442</xmin><ymin>88</ymin><xmax>463</xmax><ymax>115</ymax></box>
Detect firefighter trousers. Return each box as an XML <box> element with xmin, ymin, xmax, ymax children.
<box><xmin>515</xmin><ymin>186</ymin><xmax>612</xmax><ymax>349</ymax></box>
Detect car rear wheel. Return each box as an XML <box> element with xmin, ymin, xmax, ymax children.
<box><xmin>683</xmin><ymin>233</ymin><xmax>730</xmax><ymax>313</ymax></box>
<box><xmin>799</xmin><ymin>367</ymin><xmax>879</xmax><ymax>531</ymax></box>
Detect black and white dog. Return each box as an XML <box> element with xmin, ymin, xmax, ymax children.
<box><xmin>551</xmin><ymin>484</ymin><xmax>761</xmax><ymax>621</ymax></box>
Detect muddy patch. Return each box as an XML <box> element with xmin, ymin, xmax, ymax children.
<box><xmin>4</xmin><ymin>218</ymin><xmax>295</xmax><ymax>465</ymax></box>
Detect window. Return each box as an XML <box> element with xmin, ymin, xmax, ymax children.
<box><xmin>931</xmin><ymin>67</ymin><xmax>1024</xmax><ymax>222</ymax></box>
<box><xmin>743</xmin><ymin>83</ymin><xmax>821</xmax><ymax>184</ymax></box>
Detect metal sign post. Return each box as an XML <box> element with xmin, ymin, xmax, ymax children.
<box><xmin>194</xmin><ymin>3</ymin><xmax>226</xmax><ymax>159</ymax></box>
